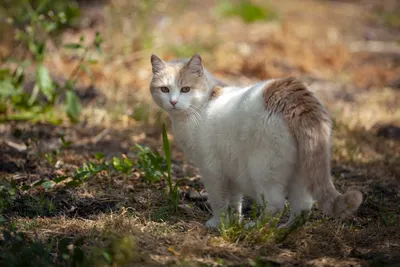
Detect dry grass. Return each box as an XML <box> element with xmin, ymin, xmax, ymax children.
<box><xmin>1</xmin><ymin>0</ymin><xmax>400</xmax><ymax>266</ymax></box>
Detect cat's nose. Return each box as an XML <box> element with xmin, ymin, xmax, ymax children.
<box><xmin>170</xmin><ymin>100</ymin><xmax>178</xmax><ymax>106</ymax></box>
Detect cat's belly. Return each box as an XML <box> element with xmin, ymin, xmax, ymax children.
<box><xmin>201</xmin><ymin>109</ymin><xmax>297</xmax><ymax>192</ymax></box>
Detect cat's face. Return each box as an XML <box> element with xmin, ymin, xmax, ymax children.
<box><xmin>149</xmin><ymin>54</ymin><xmax>209</xmax><ymax>115</ymax></box>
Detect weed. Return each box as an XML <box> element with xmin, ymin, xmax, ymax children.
<box><xmin>0</xmin><ymin>225</ymin><xmax>141</xmax><ymax>267</ymax></box>
<box><xmin>134</xmin><ymin>144</ymin><xmax>165</xmax><ymax>183</ymax></box>
<box><xmin>90</xmin><ymin>235</ymin><xmax>139</xmax><ymax>266</ymax></box>
<box><xmin>215</xmin><ymin>0</ymin><xmax>278</xmax><ymax>24</ymax></box>
<box><xmin>162</xmin><ymin>123</ymin><xmax>181</xmax><ymax>211</ymax></box>
<box><xmin>0</xmin><ymin>2</ymin><xmax>103</xmax><ymax>124</ymax></box>
<box><xmin>0</xmin><ymin>180</ymin><xmax>17</xmax><ymax>221</ymax></box>
<box><xmin>219</xmin><ymin>196</ymin><xmax>305</xmax><ymax>244</ymax></box>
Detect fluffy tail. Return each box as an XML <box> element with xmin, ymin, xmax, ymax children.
<box><xmin>290</xmin><ymin>81</ymin><xmax>363</xmax><ymax>218</ymax></box>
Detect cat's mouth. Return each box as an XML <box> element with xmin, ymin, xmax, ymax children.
<box><xmin>168</xmin><ymin>107</ymin><xmax>184</xmax><ymax>113</ymax></box>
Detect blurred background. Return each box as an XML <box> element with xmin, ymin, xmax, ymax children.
<box><xmin>0</xmin><ymin>0</ymin><xmax>399</xmax><ymax>128</ymax></box>
<box><xmin>0</xmin><ymin>0</ymin><xmax>399</xmax><ymax>266</ymax></box>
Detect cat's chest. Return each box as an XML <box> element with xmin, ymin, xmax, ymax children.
<box><xmin>172</xmin><ymin>122</ymin><xmax>198</xmax><ymax>156</ymax></box>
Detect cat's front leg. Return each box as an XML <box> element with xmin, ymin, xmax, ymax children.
<box><xmin>202</xmin><ymin>170</ymin><xmax>229</xmax><ymax>229</ymax></box>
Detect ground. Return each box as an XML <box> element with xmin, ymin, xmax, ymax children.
<box><xmin>0</xmin><ymin>0</ymin><xmax>400</xmax><ymax>266</ymax></box>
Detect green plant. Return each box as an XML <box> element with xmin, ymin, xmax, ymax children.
<box><xmin>215</xmin><ymin>0</ymin><xmax>278</xmax><ymax>23</ymax></box>
<box><xmin>134</xmin><ymin>144</ymin><xmax>165</xmax><ymax>183</ymax></box>
<box><xmin>0</xmin><ymin>2</ymin><xmax>103</xmax><ymax>124</ymax></box>
<box><xmin>219</xmin><ymin>196</ymin><xmax>304</xmax><ymax>244</ymax></box>
<box><xmin>0</xmin><ymin>225</ymin><xmax>143</xmax><ymax>267</ymax></box>
<box><xmin>162</xmin><ymin>123</ymin><xmax>181</xmax><ymax>211</ymax></box>
<box><xmin>0</xmin><ymin>226</ymin><xmax>89</xmax><ymax>267</ymax></box>
<box><xmin>148</xmin><ymin>124</ymin><xmax>183</xmax><ymax>220</ymax></box>
<box><xmin>0</xmin><ymin>180</ymin><xmax>17</xmax><ymax>223</ymax></box>
<box><xmin>90</xmin><ymin>235</ymin><xmax>138</xmax><ymax>266</ymax></box>
<box><xmin>1</xmin><ymin>0</ymin><xmax>80</xmax><ymax>30</ymax></box>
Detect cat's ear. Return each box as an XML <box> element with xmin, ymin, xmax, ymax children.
<box><xmin>186</xmin><ymin>54</ymin><xmax>203</xmax><ymax>76</ymax></box>
<box><xmin>151</xmin><ymin>54</ymin><xmax>166</xmax><ymax>74</ymax></box>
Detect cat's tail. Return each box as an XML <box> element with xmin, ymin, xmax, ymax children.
<box><xmin>290</xmin><ymin>82</ymin><xmax>363</xmax><ymax>218</ymax></box>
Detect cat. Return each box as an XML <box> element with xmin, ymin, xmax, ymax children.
<box><xmin>149</xmin><ymin>53</ymin><xmax>363</xmax><ymax>229</ymax></box>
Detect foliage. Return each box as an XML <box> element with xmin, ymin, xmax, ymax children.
<box><xmin>216</xmin><ymin>0</ymin><xmax>278</xmax><ymax>23</ymax></box>
<box><xmin>1</xmin><ymin>0</ymin><xmax>80</xmax><ymax>30</ymax></box>
<box><xmin>0</xmin><ymin>180</ymin><xmax>17</xmax><ymax>222</ymax></box>
<box><xmin>0</xmin><ymin>227</ymin><xmax>87</xmax><ymax>267</ymax></box>
<box><xmin>0</xmin><ymin>1</ymin><xmax>102</xmax><ymax>124</ymax></box>
<box><xmin>90</xmin><ymin>235</ymin><xmax>138</xmax><ymax>266</ymax></box>
<box><xmin>134</xmin><ymin>144</ymin><xmax>165</xmax><ymax>183</ymax></box>
<box><xmin>0</xmin><ymin>227</ymin><xmax>139</xmax><ymax>267</ymax></box>
<box><xmin>219</xmin><ymin>198</ymin><xmax>306</xmax><ymax>244</ymax></box>
<box><xmin>162</xmin><ymin>123</ymin><xmax>181</xmax><ymax>211</ymax></box>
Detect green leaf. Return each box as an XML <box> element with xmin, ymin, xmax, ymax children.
<box><xmin>0</xmin><ymin>215</ymin><xmax>5</xmax><ymax>225</ymax></box>
<box><xmin>65</xmin><ymin>89</ymin><xmax>81</xmax><ymax>123</ymax></box>
<box><xmin>35</xmin><ymin>64</ymin><xmax>54</xmax><ymax>101</ymax></box>
<box><xmin>30</xmin><ymin>42</ymin><xmax>46</xmax><ymax>61</ymax></box>
<box><xmin>94</xmin><ymin>32</ymin><xmax>103</xmax><ymax>52</ymax></box>
<box><xmin>112</xmin><ymin>156</ymin><xmax>132</xmax><ymax>173</ymax></box>
<box><xmin>217</xmin><ymin>0</ymin><xmax>277</xmax><ymax>23</ymax></box>
<box><xmin>32</xmin><ymin>179</ymin><xmax>46</xmax><ymax>187</ymax></box>
<box><xmin>162</xmin><ymin>123</ymin><xmax>172</xmax><ymax>188</ymax></box>
<box><xmin>64</xmin><ymin>43</ymin><xmax>83</xmax><ymax>49</ymax></box>
<box><xmin>53</xmin><ymin>176</ymin><xmax>69</xmax><ymax>183</ymax></box>
<box><xmin>89</xmin><ymin>162</ymin><xmax>108</xmax><ymax>173</ymax></box>
<box><xmin>0</xmin><ymin>68</ymin><xmax>11</xmax><ymax>79</ymax></box>
<box><xmin>94</xmin><ymin>152</ymin><xmax>105</xmax><ymax>160</ymax></box>
<box><xmin>41</xmin><ymin>180</ymin><xmax>53</xmax><ymax>189</ymax></box>
<box><xmin>0</xmin><ymin>80</ymin><xmax>19</xmax><ymax>97</ymax></box>
<box><xmin>112</xmin><ymin>157</ymin><xmax>122</xmax><ymax>169</ymax></box>
<box><xmin>65</xmin><ymin>180</ymin><xmax>83</xmax><ymax>188</ymax></box>
<box><xmin>73</xmin><ymin>170</ymin><xmax>91</xmax><ymax>180</ymax></box>
<box><xmin>103</xmin><ymin>251</ymin><xmax>112</xmax><ymax>264</ymax></box>
<box><xmin>61</xmin><ymin>136</ymin><xmax>72</xmax><ymax>148</ymax></box>
<box><xmin>123</xmin><ymin>157</ymin><xmax>133</xmax><ymax>168</ymax></box>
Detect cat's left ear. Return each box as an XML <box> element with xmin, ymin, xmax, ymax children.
<box><xmin>186</xmin><ymin>54</ymin><xmax>203</xmax><ymax>76</ymax></box>
<box><xmin>151</xmin><ymin>54</ymin><xmax>166</xmax><ymax>74</ymax></box>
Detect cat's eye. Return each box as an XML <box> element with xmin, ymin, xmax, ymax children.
<box><xmin>160</xmin><ymin>86</ymin><xmax>169</xmax><ymax>93</ymax></box>
<box><xmin>181</xmin><ymin>87</ymin><xmax>190</xmax><ymax>93</ymax></box>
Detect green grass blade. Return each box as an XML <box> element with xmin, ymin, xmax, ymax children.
<box><xmin>162</xmin><ymin>123</ymin><xmax>172</xmax><ymax>191</ymax></box>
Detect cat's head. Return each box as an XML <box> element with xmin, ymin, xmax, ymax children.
<box><xmin>149</xmin><ymin>54</ymin><xmax>209</xmax><ymax>114</ymax></box>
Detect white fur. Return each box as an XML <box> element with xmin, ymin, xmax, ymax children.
<box><xmin>151</xmin><ymin>55</ymin><xmax>362</xmax><ymax>228</ymax></box>
<box><xmin>166</xmin><ymin>82</ymin><xmax>298</xmax><ymax>228</ymax></box>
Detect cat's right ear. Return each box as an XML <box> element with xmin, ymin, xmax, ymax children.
<box><xmin>151</xmin><ymin>54</ymin><xmax>166</xmax><ymax>74</ymax></box>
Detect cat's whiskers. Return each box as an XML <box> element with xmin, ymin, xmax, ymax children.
<box><xmin>188</xmin><ymin>106</ymin><xmax>204</xmax><ymax>128</ymax></box>
<box><xmin>187</xmin><ymin>108</ymin><xmax>199</xmax><ymax>128</ymax></box>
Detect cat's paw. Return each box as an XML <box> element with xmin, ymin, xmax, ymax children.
<box><xmin>205</xmin><ymin>218</ymin><xmax>220</xmax><ymax>229</ymax></box>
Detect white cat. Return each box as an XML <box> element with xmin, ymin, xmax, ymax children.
<box><xmin>149</xmin><ymin>54</ymin><xmax>363</xmax><ymax>229</ymax></box>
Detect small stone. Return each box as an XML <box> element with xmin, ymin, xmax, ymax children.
<box><xmin>55</xmin><ymin>160</ymin><xmax>64</xmax><ymax>169</ymax></box>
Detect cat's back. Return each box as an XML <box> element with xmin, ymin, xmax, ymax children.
<box><xmin>202</xmin><ymin>80</ymin><xmax>288</xmax><ymax>149</ymax></box>
<box><xmin>201</xmin><ymin>77</ymin><xmax>328</xmax><ymax>153</ymax></box>
<box><xmin>206</xmin><ymin>81</ymin><xmax>266</xmax><ymax>120</ymax></box>
<box><xmin>207</xmin><ymin>77</ymin><xmax>329</xmax><ymax>126</ymax></box>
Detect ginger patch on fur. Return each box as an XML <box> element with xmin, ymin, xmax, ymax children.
<box><xmin>209</xmin><ymin>86</ymin><xmax>223</xmax><ymax>101</ymax></box>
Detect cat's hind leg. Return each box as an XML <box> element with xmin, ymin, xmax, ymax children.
<box><xmin>228</xmin><ymin>189</ymin><xmax>243</xmax><ymax>222</ymax></box>
<box><xmin>283</xmin><ymin>179</ymin><xmax>314</xmax><ymax>228</ymax></box>
<box><xmin>245</xmin><ymin>153</ymin><xmax>290</xmax><ymax>228</ymax></box>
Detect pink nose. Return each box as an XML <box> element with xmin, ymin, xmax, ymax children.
<box><xmin>170</xmin><ymin>100</ymin><xmax>178</xmax><ymax>106</ymax></box>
